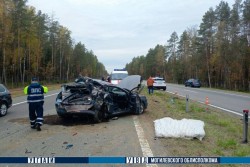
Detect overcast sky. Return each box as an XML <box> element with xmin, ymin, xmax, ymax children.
<box><xmin>27</xmin><ymin>0</ymin><xmax>235</xmax><ymax>73</ymax></box>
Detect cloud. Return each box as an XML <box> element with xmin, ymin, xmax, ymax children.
<box><xmin>27</xmin><ymin>0</ymin><xmax>236</xmax><ymax>73</ymax></box>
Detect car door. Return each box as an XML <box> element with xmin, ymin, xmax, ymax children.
<box><xmin>108</xmin><ymin>86</ymin><xmax>129</xmax><ymax>114</ymax></box>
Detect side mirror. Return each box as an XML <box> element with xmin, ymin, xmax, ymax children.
<box><xmin>137</xmin><ymin>84</ymin><xmax>141</xmax><ymax>90</ymax></box>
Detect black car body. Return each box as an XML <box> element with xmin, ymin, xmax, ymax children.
<box><xmin>0</xmin><ymin>84</ymin><xmax>12</xmax><ymax>117</ymax></box>
<box><xmin>55</xmin><ymin>75</ymin><xmax>147</xmax><ymax>122</ymax></box>
<box><xmin>185</xmin><ymin>79</ymin><xmax>201</xmax><ymax>88</ymax></box>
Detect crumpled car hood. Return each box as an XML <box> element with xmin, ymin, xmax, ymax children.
<box><xmin>117</xmin><ymin>75</ymin><xmax>142</xmax><ymax>91</ymax></box>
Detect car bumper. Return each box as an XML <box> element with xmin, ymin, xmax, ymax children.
<box><xmin>153</xmin><ymin>86</ymin><xmax>166</xmax><ymax>89</ymax></box>
<box><xmin>55</xmin><ymin>103</ymin><xmax>96</xmax><ymax>116</ymax></box>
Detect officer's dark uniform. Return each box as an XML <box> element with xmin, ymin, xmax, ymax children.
<box><xmin>24</xmin><ymin>77</ymin><xmax>48</xmax><ymax>131</ymax></box>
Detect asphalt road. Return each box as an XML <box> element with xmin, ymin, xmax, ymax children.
<box><xmin>166</xmin><ymin>83</ymin><xmax>250</xmax><ymax>116</ymax></box>
<box><xmin>0</xmin><ymin>90</ymin><xmax>166</xmax><ymax>167</ymax></box>
<box><xmin>1</xmin><ymin>84</ymin><xmax>249</xmax><ymax>166</ymax></box>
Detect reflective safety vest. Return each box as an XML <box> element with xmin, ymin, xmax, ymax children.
<box><xmin>24</xmin><ymin>83</ymin><xmax>48</xmax><ymax>103</ymax></box>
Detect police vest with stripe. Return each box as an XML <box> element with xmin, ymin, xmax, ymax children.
<box><xmin>27</xmin><ymin>83</ymin><xmax>44</xmax><ymax>103</ymax></box>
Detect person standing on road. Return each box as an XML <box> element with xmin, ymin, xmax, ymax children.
<box><xmin>147</xmin><ymin>76</ymin><xmax>154</xmax><ymax>94</ymax></box>
<box><xmin>106</xmin><ymin>76</ymin><xmax>111</xmax><ymax>83</ymax></box>
<box><xmin>24</xmin><ymin>77</ymin><xmax>48</xmax><ymax>131</ymax></box>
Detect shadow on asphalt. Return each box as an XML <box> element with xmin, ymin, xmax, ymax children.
<box><xmin>44</xmin><ymin>114</ymin><xmax>95</xmax><ymax>126</ymax></box>
<box><xmin>9</xmin><ymin>114</ymin><xmax>97</xmax><ymax>126</ymax></box>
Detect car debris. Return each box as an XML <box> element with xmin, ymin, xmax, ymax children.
<box><xmin>55</xmin><ymin>75</ymin><xmax>147</xmax><ymax>123</ymax></box>
<box><xmin>65</xmin><ymin>144</ymin><xmax>73</xmax><ymax>149</ymax></box>
<box><xmin>25</xmin><ymin>149</ymin><xmax>32</xmax><ymax>154</ymax></box>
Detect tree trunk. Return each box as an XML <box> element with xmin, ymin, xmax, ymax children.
<box><xmin>22</xmin><ymin>55</ymin><xmax>26</xmax><ymax>85</ymax></box>
<box><xmin>2</xmin><ymin>47</ymin><xmax>6</xmax><ymax>85</ymax></box>
<box><xmin>205</xmin><ymin>44</ymin><xmax>211</xmax><ymax>88</ymax></box>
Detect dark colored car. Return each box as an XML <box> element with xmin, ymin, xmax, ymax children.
<box><xmin>0</xmin><ymin>84</ymin><xmax>12</xmax><ymax>117</ymax></box>
<box><xmin>55</xmin><ymin>75</ymin><xmax>148</xmax><ymax>123</ymax></box>
<box><xmin>185</xmin><ymin>79</ymin><xmax>201</xmax><ymax>88</ymax></box>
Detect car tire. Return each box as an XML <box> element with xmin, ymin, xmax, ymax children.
<box><xmin>0</xmin><ymin>102</ymin><xmax>8</xmax><ymax>117</ymax></box>
<box><xmin>163</xmin><ymin>87</ymin><xmax>166</xmax><ymax>91</ymax></box>
<box><xmin>94</xmin><ymin>110</ymin><xmax>104</xmax><ymax>123</ymax></box>
<box><xmin>135</xmin><ymin>102</ymin><xmax>144</xmax><ymax>115</ymax></box>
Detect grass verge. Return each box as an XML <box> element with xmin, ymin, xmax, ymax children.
<box><xmin>141</xmin><ymin>88</ymin><xmax>250</xmax><ymax>158</ymax></box>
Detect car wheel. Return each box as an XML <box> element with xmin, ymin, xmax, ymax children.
<box><xmin>0</xmin><ymin>102</ymin><xmax>8</xmax><ymax>116</ymax></box>
<box><xmin>94</xmin><ymin>110</ymin><xmax>104</xmax><ymax>123</ymax></box>
<box><xmin>135</xmin><ymin>103</ymin><xmax>144</xmax><ymax>115</ymax></box>
<box><xmin>163</xmin><ymin>87</ymin><xmax>166</xmax><ymax>91</ymax></box>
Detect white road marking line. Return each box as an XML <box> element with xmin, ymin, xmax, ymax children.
<box><xmin>167</xmin><ymin>90</ymin><xmax>246</xmax><ymax>117</ymax></box>
<box><xmin>201</xmin><ymin>89</ymin><xmax>250</xmax><ymax>99</ymax></box>
<box><xmin>198</xmin><ymin>102</ymin><xmax>243</xmax><ymax>117</ymax></box>
<box><xmin>12</xmin><ymin>93</ymin><xmax>58</xmax><ymax>106</ymax></box>
<box><xmin>169</xmin><ymin>84</ymin><xmax>250</xmax><ymax>98</ymax></box>
<box><xmin>133</xmin><ymin>116</ymin><xmax>158</xmax><ymax>167</ymax></box>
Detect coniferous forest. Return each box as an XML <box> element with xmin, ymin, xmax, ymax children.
<box><xmin>1</xmin><ymin>0</ymin><xmax>250</xmax><ymax>92</ymax></box>
<box><xmin>126</xmin><ymin>0</ymin><xmax>250</xmax><ymax>91</ymax></box>
<box><xmin>0</xmin><ymin>0</ymin><xmax>107</xmax><ymax>87</ymax></box>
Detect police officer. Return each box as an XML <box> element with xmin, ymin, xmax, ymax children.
<box><xmin>24</xmin><ymin>77</ymin><xmax>48</xmax><ymax>131</ymax></box>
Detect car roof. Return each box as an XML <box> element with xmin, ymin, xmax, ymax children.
<box><xmin>153</xmin><ymin>77</ymin><xmax>164</xmax><ymax>79</ymax></box>
<box><xmin>187</xmin><ymin>78</ymin><xmax>200</xmax><ymax>81</ymax></box>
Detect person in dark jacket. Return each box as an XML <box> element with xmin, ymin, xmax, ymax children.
<box><xmin>24</xmin><ymin>77</ymin><xmax>48</xmax><ymax>131</ymax></box>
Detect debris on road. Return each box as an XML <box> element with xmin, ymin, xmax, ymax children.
<box><xmin>65</xmin><ymin>144</ymin><xmax>73</xmax><ymax>149</ymax></box>
<box><xmin>111</xmin><ymin>117</ymin><xmax>119</xmax><ymax>120</ymax></box>
<box><xmin>25</xmin><ymin>149</ymin><xmax>32</xmax><ymax>154</ymax></box>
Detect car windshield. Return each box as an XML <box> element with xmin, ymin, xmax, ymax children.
<box><xmin>0</xmin><ymin>84</ymin><xmax>7</xmax><ymax>93</ymax></box>
<box><xmin>111</xmin><ymin>73</ymin><xmax>128</xmax><ymax>80</ymax></box>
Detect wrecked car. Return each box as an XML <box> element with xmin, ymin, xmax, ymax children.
<box><xmin>55</xmin><ymin>75</ymin><xmax>147</xmax><ymax>122</ymax></box>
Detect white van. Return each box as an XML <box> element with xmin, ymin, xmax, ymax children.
<box><xmin>110</xmin><ymin>69</ymin><xmax>128</xmax><ymax>85</ymax></box>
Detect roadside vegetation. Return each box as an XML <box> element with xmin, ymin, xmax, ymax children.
<box><xmin>0</xmin><ymin>0</ymin><xmax>108</xmax><ymax>87</ymax></box>
<box><xmin>141</xmin><ymin>88</ymin><xmax>250</xmax><ymax>158</ymax></box>
<box><xmin>10</xmin><ymin>84</ymin><xmax>61</xmax><ymax>98</ymax></box>
<box><xmin>126</xmin><ymin>0</ymin><xmax>250</xmax><ymax>92</ymax></box>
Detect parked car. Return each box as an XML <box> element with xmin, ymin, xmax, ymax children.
<box><xmin>0</xmin><ymin>84</ymin><xmax>12</xmax><ymax>117</ymax></box>
<box><xmin>55</xmin><ymin>75</ymin><xmax>147</xmax><ymax>123</ymax></box>
<box><xmin>185</xmin><ymin>79</ymin><xmax>201</xmax><ymax>88</ymax></box>
<box><xmin>152</xmin><ymin>77</ymin><xmax>167</xmax><ymax>91</ymax></box>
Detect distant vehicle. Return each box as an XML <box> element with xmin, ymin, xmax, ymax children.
<box><xmin>152</xmin><ymin>77</ymin><xmax>167</xmax><ymax>91</ymax></box>
<box><xmin>185</xmin><ymin>79</ymin><xmax>201</xmax><ymax>88</ymax></box>
<box><xmin>110</xmin><ymin>69</ymin><xmax>128</xmax><ymax>85</ymax></box>
<box><xmin>0</xmin><ymin>84</ymin><xmax>12</xmax><ymax>117</ymax></box>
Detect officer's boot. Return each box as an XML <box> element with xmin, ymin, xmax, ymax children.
<box><xmin>36</xmin><ymin>124</ymin><xmax>41</xmax><ymax>131</ymax></box>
